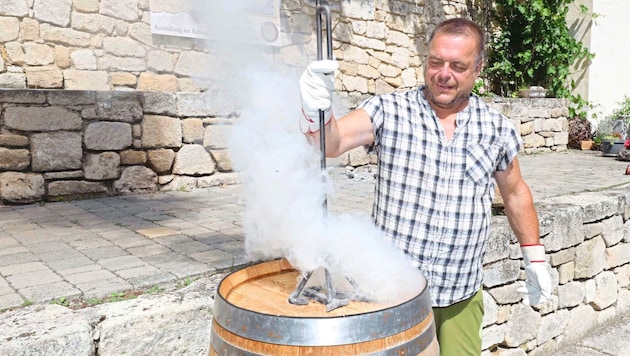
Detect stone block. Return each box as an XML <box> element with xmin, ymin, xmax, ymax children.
<box><xmin>40</xmin><ymin>23</ymin><xmax>91</xmax><ymax>47</ymax></box>
<box><xmin>33</xmin><ymin>0</ymin><xmax>72</xmax><ymax>27</ymax></box>
<box><xmin>31</xmin><ymin>132</ymin><xmax>82</xmax><ymax>171</ymax></box>
<box><xmin>483</xmin><ymin>259</ymin><xmax>520</xmax><ymax>288</ymax></box>
<box><xmin>537</xmin><ymin>309</ymin><xmax>570</xmax><ymax>345</ymax></box>
<box><xmin>47</xmin><ymin>180</ymin><xmax>108</xmax><ymax>198</ymax></box>
<box><xmin>96</xmin><ymin>98</ymin><xmax>143</xmax><ymax>123</ymax></box>
<box><xmin>147</xmin><ymin>149</ymin><xmax>175</xmax><ymax>174</ymax></box>
<box><xmin>210</xmin><ymin>150</ymin><xmax>232</xmax><ymax>172</ymax></box>
<box><xmin>575</xmin><ymin>235</ymin><xmax>606</xmax><ymax>279</ymax></box>
<box><xmin>172</xmin><ymin>144</ymin><xmax>216</xmax><ymax>176</ymax></box>
<box><xmin>84</xmin><ymin>152</ymin><xmax>121</xmax><ymax>180</ymax></box>
<box><xmin>113</xmin><ymin>166</ymin><xmax>158</xmax><ymax>194</ymax></box>
<box><xmin>100</xmin><ymin>0</ymin><xmax>138</xmax><ymax>21</ymax></box>
<box><xmin>564</xmin><ymin>305</ymin><xmax>597</xmax><ymax>343</ymax></box>
<box><xmin>63</xmin><ymin>70</ymin><xmax>109</xmax><ymax>90</ymax></box>
<box><xmin>601</xmin><ymin>215</ymin><xmax>624</xmax><ymax>246</ymax></box>
<box><xmin>0</xmin><ymin>16</ymin><xmax>19</xmax><ymax>42</ymax></box>
<box><xmin>0</xmin><ymin>172</ymin><xmax>45</xmax><ymax>204</ymax></box>
<box><xmin>142</xmin><ymin>115</ymin><xmax>182</xmax><ymax>149</ymax></box>
<box><xmin>592</xmin><ymin>271</ymin><xmax>618</xmax><ymax>310</ymax></box>
<box><xmin>85</xmin><ymin>122</ymin><xmax>132</xmax><ymax>151</ymax></box>
<box><xmin>119</xmin><ymin>150</ymin><xmax>147</xmax><ymax>165</ymax></box>
<box><xmin>4</xmin><ymin>106</ymin><xmax>81</xmax><ymax>131</ymax></box>
<box><xmin>142</xmin><ymin>92</ymin><xmax>177</xmax><ymax>115</ymax></box>
<box><xmin>0</xmin><ymin>304</ymin><xmax>94</xmax><ymax>355</ymax></box>
<box><xmin>503</xmin><ymin>303</ymin><xmax>542</xmax><ymax>347</ymax></box>
<box><xmin>176</xmin><ymin>92</ymin><xmax>237</xmax><ymax>117</ymax></box>
<box><xmin>0</xmin><ymin>147</ymin><xmax>29</xmax><ymax>170</ymax></box>
<box><xmin>203</xmin><ymin>125</ymin><xmax>230</xmax><ymax>150</ymax></box>
<box><xmin>484</xmin><ymin>220</ymin><xmax>513</xmax><ymax>264</ymax></box>
<box><xmin>137</xmin><ymin>72</ymin><xmax>178</xmax><ymax>92</ymax></box>
<box><xmin>557</xmin><ymin>281</ymin><xmax>583</xmax><ymax>308</ymax></box>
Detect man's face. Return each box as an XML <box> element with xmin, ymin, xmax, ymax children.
<box><xmin>424</xmin><ymin>33</ymin><xmax>482</xmax><ymax>112</ymax></box>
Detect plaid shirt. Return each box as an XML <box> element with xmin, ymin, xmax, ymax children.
<box><xmin>359</xmin><ymin>86</ymin><xmax>522</xmax><ymax>307</ymax></box>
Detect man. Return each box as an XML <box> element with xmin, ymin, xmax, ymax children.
<box><xmin>299</xmin><ymin>18</ymin><xmax>552</xmax><ymax>354</ymax></box>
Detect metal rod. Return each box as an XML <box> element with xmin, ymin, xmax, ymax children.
<box><xmin>316</xmin><ymin>1</ymin><xmax>333</xmax><ymax>215</ymax></box>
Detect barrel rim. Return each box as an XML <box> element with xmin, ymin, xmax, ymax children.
<box><xmin>213</xmin><ymin>259</ymin><xmax>432</xmax><ymax>346</ymax></box>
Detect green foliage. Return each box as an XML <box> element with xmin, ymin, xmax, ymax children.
<box><xmin>611</xmin><ymin>95</ymin><xmax>630</xmax><ymax>119</ymax></box>
<box><xmin>485</xmin><ymin>0</ymin><xmax>595</xmax><ymax>116</ymax></box>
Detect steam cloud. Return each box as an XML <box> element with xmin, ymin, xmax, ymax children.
<box><xmin>197</xmin><ymin>1</ymin><xmax>426</xmax><ymax>304</ymax></box>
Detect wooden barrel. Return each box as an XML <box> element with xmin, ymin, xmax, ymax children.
<box><xmin>210</xmin><ymin>259</ymin><xmax>439</xmax><ymax>355</ymax></box>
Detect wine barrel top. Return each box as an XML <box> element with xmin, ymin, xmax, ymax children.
<box><xmin>218</xmin><ymin>259</ymin><xmax>399</xmax><ymax>318</ymax></box>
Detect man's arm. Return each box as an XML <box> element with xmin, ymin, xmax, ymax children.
<box><xmin>495</xmin><ymin>157</ymin><xmax>552</xmax><ymax>305</ymax></box>
<box><xmin>305</xmin><ymin>109</ymin><xmax>375</xmax><ymax>158</ymax></box>
<box><xmin>493</xmin><ymin>157</ymin><xmax>539</xmax><ymax>245</ymax></box>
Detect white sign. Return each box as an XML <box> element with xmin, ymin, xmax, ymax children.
<box><xmin>150</xmin><ymin>0</ymin><xmax>282</xmax><ymax>46</ymax></box>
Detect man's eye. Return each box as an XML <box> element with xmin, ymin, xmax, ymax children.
<box><xmin>429</xmin><ymin>60</ymin><xmax>443</xmax><ymax>67</ymax></box>
<box><xmin>451</xmin><ymin>65</ymin><xmax>467</xmax><ymax>72</ymax></box>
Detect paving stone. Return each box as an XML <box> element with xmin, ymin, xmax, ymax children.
<box><xmin>0</xmin><ymin>246</ymin><xmax>29</xmax><ymax>257</ymax></box>
<box><xmin>0</xmin><ymin>293</ymin><xmax>24</xmax><ymax>310</ymax></box>
<box><xmin>18</xmin><ymin>281</ymin><xmax>81</xmax><ymax>303</ymax></box>
<box><xmin>64</xmin><ymin>269</ymin><xmax>118</xmax><ymax>285</ymax></box>
<box><xmin>0</xmin><ymin>237</ymin><xmax>20</xmax><ymax>248</ymax></box>
<box><xmin>37</xmin><ymin>248</ymin><xmax>86</xmax><ymax>262</ymax></box>
<box><xmin>127</xmin><ymin>272</ymin><xmax>177</xmax><ymax>288</ymax></box>
<box><xmin>111</xmin><ymin>236</ymin><xmax>153</xmax><ymax>249</ymax></box>
<box><xmin>6</xmin><ymin>269</ymin><xmax>61</xmax><ymax>289</ymax></box>
<box><xmin>151</xmin><ymin>234</ymin><xmax>193</xmax><ymax>245</ymax></box>
<box><xmin>0</xmin><ymin>252</ymin><xmax>39</xmax><ymax>266</ymax></box>
<box><xmin>135</xmin><ymin>226</ymin><xmax>178</xmax><ymax>238</ymax></box>
<box><xmin>98</xmin><ymin>255</ymin><xmax>146</xmax><ymax>271</ymax></box>
<box><xmin>80</xmin><ymin>245</ymin><xmax>128</xmax><ymax>260</ymax></box>
<box><xmin>126</xmin><ymin>243</ymin><xmax>171</xmax><ymax>257</ymax></box>
<box><xmin>76</xmin><ymin>278</ymin><xmax>133</xmax><ymax>298</ymax></box>
<box><xmin>47</xmin><ymin>256</ymin><xmax>94</xmax><ymax>271</ymax></box>
<box><xmin>188</xmin><ymin>249</ymin><xmax>235</xmax><ymax>264</ymax></box>
<box><xmin>167</xmin><ymin>241</ymin><xmax>213</xmax><ymax>254</ymax></box>
<box><xmin>27</xmin><ymin>241</ymin><xmax>72</xmax><ymax>254</ymax></box>
<box><xmin>70</xmin><ymin>238</ymin><xmax>113</xmax><ymax>250</ymax></box>
<box><xmin>57</xmin><ymin>263</ymin><xmax>101</xmax><ymax>277</ymax></box>
<box><xmin>0</xmin><ymin>261</ymin><xmax>49</xmax><ymax>276</ymax></box>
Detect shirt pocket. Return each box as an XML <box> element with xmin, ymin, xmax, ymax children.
<box><xmin>465</xmin><ymin>143</ymin><xmax>500</xmax><ymax>185</ymax></box>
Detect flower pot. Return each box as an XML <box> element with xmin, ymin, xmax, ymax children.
<box><xmin>580</xmin><ymin>140</ymin><xmax>594</xmax><ymax>150</ymax></box>
<box><xmin>600</xmin><ymin>139</ymin><xmax>626</xmax><ymax>157</ymax></box>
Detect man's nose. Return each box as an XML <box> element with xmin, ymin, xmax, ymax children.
<box><xmin>437</xmin><ymin>64</ymin><xmax>451</xmax><ymax>79</ymax></box>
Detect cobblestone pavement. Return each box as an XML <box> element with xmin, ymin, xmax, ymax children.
<box><xmin>1</xmin><ymin>150</ymin><xmax>630</xmax><ymax>352</ymax></box>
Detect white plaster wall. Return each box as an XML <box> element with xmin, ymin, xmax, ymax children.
<box><xmin>589</xmin><ymin>0</ymin><xmax>630</xmax><ymax>119</ymax></box>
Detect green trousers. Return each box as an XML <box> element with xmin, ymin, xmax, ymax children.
<box><xmin>432</xmin><ymin>289</ymin><xmax>484</xmax><ymax>356</ymax></box>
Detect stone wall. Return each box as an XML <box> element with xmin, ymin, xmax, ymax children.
<box><xmin>0</xmin><ymin>89</ymin><xmax>239</xmax><ymax>204</ymax></box>
<box><xmin>0</xmin><ymin>0</ymin><xmax>468</xmax><ymax>94</ymax></box>
<box><xmin>0</xmin><ymin>90</ymin><xmax>569</xmax><ymax>204</ymax></box>
<box><xmin>481</xmin><ymin>189</ymin><xmax>630</xmax><ymax>355</ymax></box>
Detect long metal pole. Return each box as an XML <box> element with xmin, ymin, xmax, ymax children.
<box><xmin>315</xmin><ymin>1</ymin><xmax>333</xmax><ymax>215</ymax></box>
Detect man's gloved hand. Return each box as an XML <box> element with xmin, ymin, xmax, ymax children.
<box><xmin>299</xmin><ymin>60</ymin><xmax>338</xmax><ymax>133</ymax></box>
<box><xmin>517</xmin><ymin>244</ymin><xmax>552</xmax><ymax>306</ymax></box>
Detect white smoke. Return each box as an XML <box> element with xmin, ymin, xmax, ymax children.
<box><xmin>197</xmin><ymin>1</ymin><xmax>426</xmax><ymax>304</ymax></box>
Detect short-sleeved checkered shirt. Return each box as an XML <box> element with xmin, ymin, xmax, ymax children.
<box><xmin>359</xmin><ymin>86</ymin><xmax>522</xmax><ymax>307</ymax></box>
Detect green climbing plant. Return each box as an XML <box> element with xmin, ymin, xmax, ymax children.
<box><xmin>484</xmin><ymin>0</ymin><xmax>596</xmax><ymax>117</ymax></box>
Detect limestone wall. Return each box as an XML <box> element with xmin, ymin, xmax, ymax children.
<box><xmin>0</xmin><ymin>89</ymin><xmax>239</xmax><ymax>204</ymax></box>
<box><xmin>0</xmin><ymin>0</ymin><xmax>468</xmax><ymax>93</ymax></box>
<box><xmin>0</xmin><ymin>90</ymin><xmax>569</xmax><ymax>204</ymax></box>
<box><xmin>482</xmin><ymin>189</ymin><xmax>630</xmax><ymax>355</ymax></box>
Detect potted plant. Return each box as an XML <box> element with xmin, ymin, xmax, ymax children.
<box><xmin>594</xmin><ymin>96</ymin><xmax>630</xmax><ymax>156</ymax></box>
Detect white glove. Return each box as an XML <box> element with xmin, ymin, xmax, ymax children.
<box><xmin>517</xmin><ymin>244</ymin><xmax>552</xmax><ymax>306</ymax></box>
<box><xmin>299</xmin><ymin>60</ymin><xmax>338</xmax><ymax>133</ymax></box>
